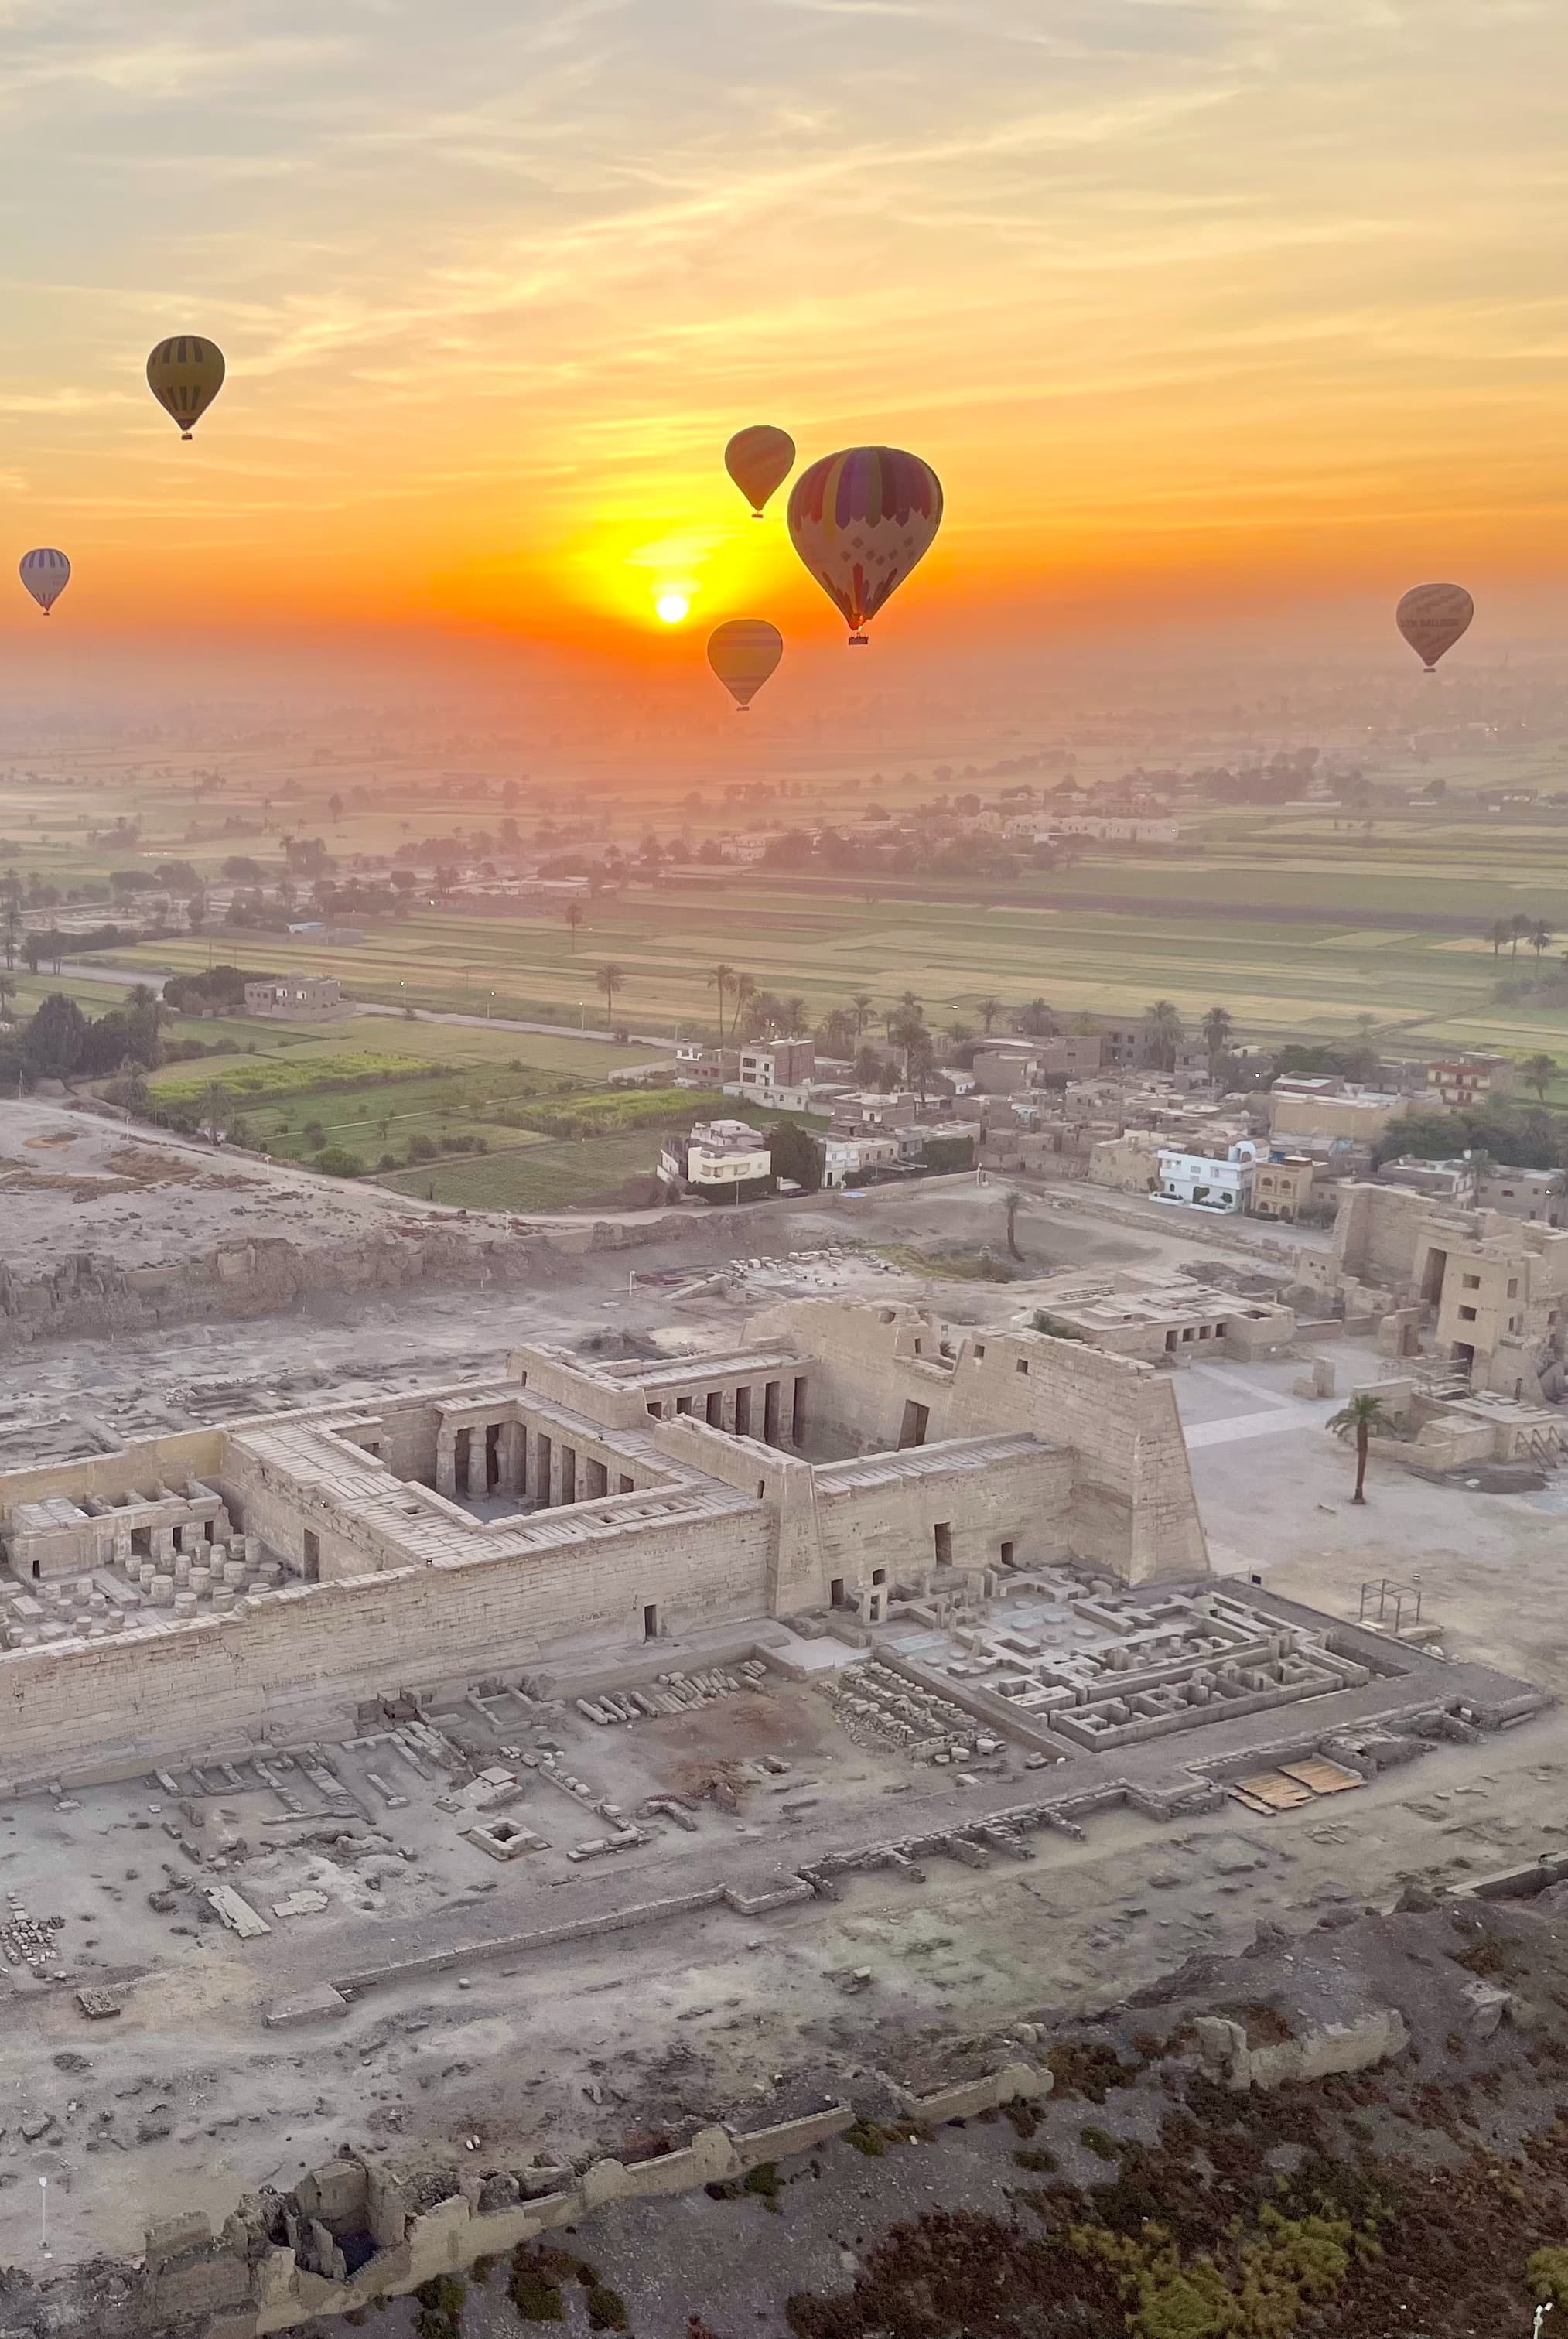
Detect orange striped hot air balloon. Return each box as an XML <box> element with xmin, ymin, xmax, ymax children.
<box><xmin>707</xmin><ymin>620</ymin><xmax>783</xmax><ymax>710</ymax></box>
<box><xmin>725</xmin><ymin>425</ymin><xmax>794</xmax><ymax>517</ymax></box>
<box><xmin>1395</xmin><ymin>582</ymin><xmax>1474</xmax><ymax>672</ymax></box>
<box><xmin>146</xmin><ymin>335</ymin><xmax>226</xmax><ymax>439</ymax></box>
<box><xmin>786</xmin><ymin>446</ymin><xmax>942</xmax><ymax>644</ymax></box>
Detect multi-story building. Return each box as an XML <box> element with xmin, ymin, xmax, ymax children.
<box><xmin>736</xmin><ymin>1038</ymin><xmax>815</xmax><ymax>1101</ymax></box>
<box><xmin>658</xmin><ymin>1118</ymin><xmax>772</xmax><ymax>1196</ymax></box>
<box><xmin>1249</xmin><ymin>1154</ymin><xmax>1315</xmax><ymax>1222</ymax></box>
<box><xmin>1478</xmin><ymin>1167</ymin><xmax>1563</xmax><ymax>1225</ymax></box>
<box><xmin>1425</xmin><ymin>1056</ymin><xmax>1519</xmax><ymax>1108</ymax></box>
<box><xmin>1155</xmin><ymin>1139</ymin><xmax>1259</xmax><ymax>1214</ymax></box>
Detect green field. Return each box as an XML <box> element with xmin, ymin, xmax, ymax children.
<box><xmin>16</xmin><ymin>723</ymin><xmax>1568</xmax><ymax>1081</ymax></box>
<box><xmin>83</xmin><ymin>875</ymin><xmax>1568</xmax><ymax>1066</ymax></box>
<box><xmin>377</xmin><ymin>1130</ymin><xmax>670</xmax><ymax>1211</ymax></box>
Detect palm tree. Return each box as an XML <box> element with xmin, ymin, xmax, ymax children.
<box><xmin>1531</xmin><ymin>921</ymin><xmax>1553</xmax><ymax>958</ymax></box>
<box><xmin>1488</xmin><ymin>918</ymin><xmax>1511</xmax><ymax>957</ymax></box>
<box><xmin>1144</xmin><ymin>999</ymin><xmax>1184</xmax><ymax>1073</ymax></box>
<box><xmin>595</xmin><ymin>962</ymin><xmax>627</xmax><ymax>1019</ymax></box>
<box><xmin>0</xmin><ymin>971</ymin><xmax>15</xmax><ymax>1021</ymax></box>
<box><xmin>564</xmin><ymin>900</ymin><xmax>585</xmax><ymax>951</ymax></box>
<box><xmin>1510</xmin><ymin>913</ymin><xmax>1531</xmax><ymax>958</ymax></box>
<box><xmin>975</xmin><ymin>995</ymin><xmax>1003</xmax><ymax>1035</ymax></box>
<box><xmin>731</xmin><ymin>972</ymin><xmax>757</xmax><ymax>1041</ymax></box>
<box><xmin>1201</xmin><ymin>1005</ymin><xmax>1233</xmax><ymax>1077</ymax></box>
<box><xmin>708</xmin><ymin>962</ymin><xmax>736</xmax><ymax>1044</ymax></box>
<box><xmin>1003</xmin><ymin>1189</ymin><xmax>1026</xmax><ymax>1261</ymax></box>
<box><xmin>850</xmin><ymin>991</ymin><xmax>876</xmax><ymax>1043</ymax></box>
<box><xmin>1327</xmin><ymin>1391</ymin><xmax>1393</xmax><ymax>1504</ymax></box>
<box><xmin>1523</xmin><ymin>1050</ymin><xmax>1557</xmax><ymax>1101</ymax></box>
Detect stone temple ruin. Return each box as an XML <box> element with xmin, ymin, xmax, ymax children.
<box><xmin>0</xmin><ymin>1299</ymin><xmax>1211</xmax><ymax>1783</ymax></box>
<box><xmin>823</xmin><ymin>1575</ymin><xmax>1370</xmax><ymax>1760</ymax></box>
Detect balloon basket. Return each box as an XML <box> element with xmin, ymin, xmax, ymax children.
<box><xmin>847</xmin><ymin>633</ymin><xmax>868</xmax><ymax>647</ymax></box>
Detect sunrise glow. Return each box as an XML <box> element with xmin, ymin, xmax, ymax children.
<box><xmin>655</xmin><ymin>595</ymin><xmax>691</xmax><ymax>627</ymax></box>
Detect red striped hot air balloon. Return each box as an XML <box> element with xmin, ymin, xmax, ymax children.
<box><xmin>786</xmin><ymin>446</ymin><xmax>942</xmax><ymax>644</ymax></box>
<box><xmin>724</xmin><ymin>425</ymin><xmax>794</xmax><ymax>517</ymax></box>
<box><xmin>707</xmin><ymin>619</ymin><xmax>783</xmax><ymax>711</ymax></box>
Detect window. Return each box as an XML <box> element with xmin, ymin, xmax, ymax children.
<box><xmin>1459</xmin><ymin>1306</ymin><xmax>1477</xmax><ymax>1323</ymax></box>
<box><xmin>933</xmin><ymin>1523</ymin><xmax>953</xmax><ymax>1566</ymax></box>
<box><xmin>1461</xmin><ymin>1274</ymin><xmax>1481</xmax><ymax>1290</ymax></box>
<box><xmin>872</xmin><ymin>1567</ymin><xmax>886</xmax><ymax>1586</ymax></box>
<box><xmin>1508</xmin><ymin>1279</ymin><xmax>1519</xmax><ymax>1299</ymax></box>
<box><xmin>974</xmin><ymin>1344</ymin><xmax>986</xmax><ymax>1361</ymax></box>
<box><xmin>1015</xmin><ymin>1357</ymin><xmax>1030</xmax><ymax>1375</ymax></box>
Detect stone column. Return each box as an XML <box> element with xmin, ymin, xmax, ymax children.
<box><xmin>532</xmin><ymin>1432</ymin><xmax>552</xmax><ymax>1508</ymax></box>
<box><xmin>500</xmin><ymin>1419</ymin><xmax>525</xmax><ymax>1499</ymax></box>
<box><xmin>436</xmin><ymin>1433</ymin><xmax>457</xmax><ymax>1501</ymax></box>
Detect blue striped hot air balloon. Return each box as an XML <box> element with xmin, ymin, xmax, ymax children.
<box><xmin>19</xmin><ymin>548</ymin><xmax>70</xmax><ymax>615</ymax></box>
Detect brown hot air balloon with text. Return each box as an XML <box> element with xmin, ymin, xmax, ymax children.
<box><xmin>1396</xmin><ymin>582</ymin><xmax>1474</xmax><ymax>672</ymax></box>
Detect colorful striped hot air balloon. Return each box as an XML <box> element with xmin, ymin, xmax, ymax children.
<box><xmin>1396</xmin><ymin>582</ymin><xmax>1474</xmax><ymax>673</ymax></box>
<box><xmin>146</xmin><ymin>335</ymin><xmax>226</xmax><ymax>439</ymax></box>
<box><xmin>707</xmin><ymin>619</ymin><xmax>784</xmax><ymax>711</ymax></box>
<box><xmin>724</xmin><ymin>425</ymin><xmax>794</xmax><ymax>518</ymax></box>
<box><xmin>786</xmin><ymin>446</ymin><xmax>942</xmax><ymax>644</ymax></box>
<box><xmin>19</xmin><ymin>548</ymin><xmax>70</xmax><ymax>615</ymax></box>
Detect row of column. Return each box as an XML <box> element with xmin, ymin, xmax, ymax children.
<box><xmin>649</xmin><ymin>1374</ymin><xmax>805</xmax><ymax>1447</ymax></box>
<box><xmin>435</xmin><ymin>1417</ymin><xmax>636</xmax><ymax>1511</ymax></box>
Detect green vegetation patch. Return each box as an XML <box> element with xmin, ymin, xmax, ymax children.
<box><xmin>149</xmin><ymin>1047</ymin><xmax>423</xmax><ymax>1104</ymax></box>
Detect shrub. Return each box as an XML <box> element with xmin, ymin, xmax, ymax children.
<box><xmin>311</xmin><ymin>1146</ymin><xmax>364</xmax><ymax>1177</ymax></box>
<box><xmin>586</xmin><ymin>2285</ymin><xmax>629</xmax><ymax>2330</ymax></box>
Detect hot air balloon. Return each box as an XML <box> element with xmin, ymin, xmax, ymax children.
<box><xmin>786</xmin><ymin>446</ymin><xmax>942</xmax><ymax>644</ymax></box>
<box><xmin>708</xmin><ymin>619</ymin><xmax>783</xmax><ymax>712</ymax></box>
<box><xmin>1396</xmin><ymin>582</ymin><xmax>1473</xmax><ymax>673</ymax></box>
<box><xmin>146</xmin><ymin>335</ymin><xmax>226</xmax><ymax>439</ymax></box>
<box><xmin>19</xmin><ymin>548</ymin><xmax>69</xmax><ymax>616</ymax></box>
<box><xmin>725</xmin><ymin>425</ymin><xmax>794</xmax><ymax>518</ymax></box>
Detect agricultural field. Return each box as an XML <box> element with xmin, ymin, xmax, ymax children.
<box><xmin>78</xmin><ymin>871</ymin><xmax>1568</xmax><ymax>1067</ymax></box>
<box><xmin>15</xmin><ymin>720</ymin><xmax>1568</xmax><ymax>1082</ymax></box>
<box><xmin>376</xmin><ymin>1129</ymin><xmax>673</xmax><ymax>1211</ymax></box>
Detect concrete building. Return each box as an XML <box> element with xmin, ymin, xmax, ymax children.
<box><xmin>1378</xmin><ymin>1156</ymin><xmax>1479</xmax><ymax>1205</ymax></box>
<box><xmin>1249</xmin><ymin>1154</ymin><xmax>1315</xmax><ymax>1222</ymax></box>
<box><xmin>241</xmin><ymin>975</ymin><xmax>350</xmax><ymax>1021</ymax></box>
<box><xmin>1426</xmin><ymin>1055</ymin><xmax>1518</xmax><ymax>1108</ymax></box>
<box><xmin>1156</xmin><ymin>1139</ymin><xmax>1258</xmax><ymax>1214</ymax></box>
<box><xmin>736</xmin><ymin>1038</ymin><xmax>815</xmax><ymax>1104</ymax></box>
<box><xmin>1047</xmin><ymin>815</ymin><xmax>1181</xmax><ymax>843</ymax></box>
<box><xmin>1088</xmin><ymin>1130</ymin><xmax>1163</xmax><ymax>1194</ymax></box>
<box><xmin>822</xmin><ymin>1132</ymin><xmax>900</xmax><ymax>1187</ymax></box>
<box><xmin>658</xmin><ymin>1118</ymin><xmax>772</xmax><ymax>1196</ymax></box>
<box><xmin>971</xmin><ymin>1036</ymin><xmax>1103</xmax><ymax>1092</ymax></box>
<box><xmin>0</xmin><ymin>1299</ymin><xmax>1211</xmax><ymax>1777</ymax></box>
<box><xmin>1269</xmin><ymin>1079</ymin><xmax>1411</xmax><ymax>1146</ymax></box>
<box><xmin>1480</xmin><ymin>1167</ymin><xmax>1563</xmax><ymax>1225</ymax></box>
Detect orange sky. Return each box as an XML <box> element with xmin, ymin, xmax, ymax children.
<box><xmin>1</xmin><ymin>0</ymin><xmax>1565</xmax><ymax>678</ymax></box>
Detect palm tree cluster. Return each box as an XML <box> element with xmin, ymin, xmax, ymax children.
<box><xmin>1488</xmin><ymin>913</ymin><xmax>1553</xmax><ymax>958</ymax></box>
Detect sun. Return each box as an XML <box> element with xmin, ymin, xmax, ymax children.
<box><xmin>655</xmin><ymin>592</ymin><xmax>690</xmax><ymax>625</ymax></box>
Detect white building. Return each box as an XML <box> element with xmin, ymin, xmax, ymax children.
<box><xmin>1044</xmin><ymin>816</ymin><xmax>1181</xmax><ymax>845</ymax></box>
<box><xmin>1156</xmin><ymin>1139</ymin><xmax>1259</xmax><ymax>1214</ymax></box>
<box><xmin>822</xmin><ymin>1132</ymin><xmax>900</xmax><ymax>1188</ymax></box>
<box><xmin>659</xmin><ymin>1118</ymin><xmax>772</xmax><ymax>1195</ymax></box>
